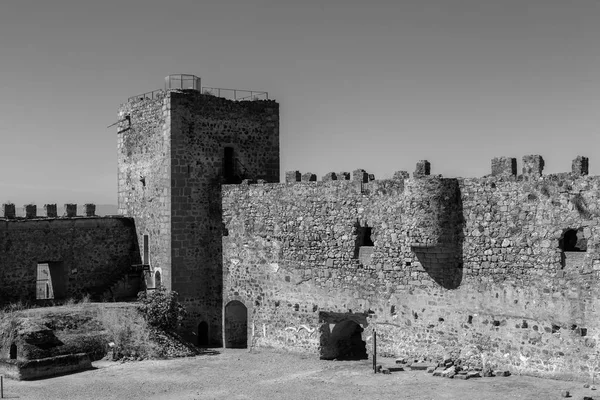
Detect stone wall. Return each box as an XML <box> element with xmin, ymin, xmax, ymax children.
<box><xmin>168</xmin><ymin>91</ymin><xmax>279</xmax><ymax>345</ymax></box>
<box><xmin>0</xmin><ymin>216</ymin><xmax>140</xmax><ymax>303</ymax></box>
<box><xmin>118</xmin><ymin>89</ymin><xmax>279</xmax><ymax>345</ymax></box>
<box><xmin>118</xmin><ymin>93</ymin><xmax>172</xmax><ymax>291</ymax></box>
<box><xmin>222</xmin><ymin>158</ymin><xmax>600</xmax><ymax>379</ymax></box>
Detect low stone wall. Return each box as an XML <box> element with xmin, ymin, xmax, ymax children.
<box><xmin>0</xmin><ymin>353</ymin><xmax>92</xmax><ymax>380</ymax></box>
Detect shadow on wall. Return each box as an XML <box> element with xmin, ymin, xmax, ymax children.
<box><xmin>412</xmin><ymin>180</ymin><xmax>464</xmax><ymax>289</ymax></box>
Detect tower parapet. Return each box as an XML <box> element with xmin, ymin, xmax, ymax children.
<box><xmin>522</xmin><ymin>155</ymin><xmax>545</xmax><ymax>178</ymax></box>
<box><xmin>491</xmin><ymin>157</ymin><xmax>517</xmax><ymax>177</ymax></box>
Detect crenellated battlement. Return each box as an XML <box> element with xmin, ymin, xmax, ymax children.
<box><xmin>1</xmin><ymin>203</ymin><xmax>105</xmax><ymax>219</ymax></box>
<box><xmin>283</xmin><ymin>155</ymin><xmax>590</xmax><ymax>184</ymax></box>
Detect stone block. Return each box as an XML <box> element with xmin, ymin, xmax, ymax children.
<box><xmin>413</xmin><ymin>160</ymin><xmax>430</xmax><ymax>178</ymax></box>
<box><xmin>393</xmin><ymin>171</ymin><xmax>409</xmax><ymax>180</ymax></box>
<box><xmin>301</xmin><ymin>172</ymin><xmax>316</xmax><ymax>182</ymax></box>
<box><xmin>522</xmin><ymin>155</ymin><xmax>544</xmax><ymax>178</ymax></box>
<box><xmin>64</xmin><ymin>204</ymin><xmax>77</xmax><ymax>217</ymax></box>
<box><xmin>572</xmin><ymin>156</ymin><xmax>589</xmax><ymax>176</ymax></box>
<box><xmin>337</xmin><ymin>172</ymin><xmax>350</xmax><ymax>180</ymax></box>
<box><xmin>44</xmin><ymin>204</ymin><xmax>57</xmax><ymax>218</ymax></box>
<box><xmin>3</xmin><ymin>203</ymin><xmax>15</xmax><ymax>218</ymax></box>
<box><xmin>466</xmin><ymin>371</ymin><xmax>481</xmax><ymax>379</ymax></box>
<box><xmin>410</xmin><ymin>362</ymin><xmax>436</xmax><ymax>371</ymax></box>
<box><xmin>352</xmin><ymin>169</ymin><xmax>368</xmax><ymax>183</ymax></box>
<box><xmin>491</xmin><ymin>157</ymin><xmax>517</xmax><ymax>176</ymax></box>
<box><xmin>84</xmin><ymin>204</ymin><xmax>96</xmax><ymax>217</ymax></box>
<box><xmin>285</xmin><ymin>171</ymin><xmax>301</xmax><ymax>183</ymax></box>
<box><xmin>322</xmin><ymin>172</ymin><xmax>337</xmax><ymax>182</ymax></box>
<box><xmin>24</xmin><ymin>204</ymin><xmax>37</xmax><ymax>219</ymax></box>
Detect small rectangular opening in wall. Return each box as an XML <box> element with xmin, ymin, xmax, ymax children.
<box><xmin>224</xmin><ymin>147</ymin><xmax>235</xmax><ymax>181</ymax></box>
<box><xmin>143</xmin><ymin>234</ymin><xmax>149</xmax><ymax>265</ymax></box>
<box><xmin>36</xmin><ymin>262</ymin><xmax>65</xmax><ymax>300</ymax></box>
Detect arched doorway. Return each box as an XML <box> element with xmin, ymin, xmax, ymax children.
<box><xmin>323</xmin><ymin>320</ymin><xmax>367</xmax><ymax>360</ymax></box>
<box><xmin>198</xmin><ymin>321</ymin><xmax>209</xmax><ymax>347</ymax></box>
<box><xmin>154</xmin><ymin>271</ymin><xmax>161</xmax><ymax>289</ymax></box>
<box><xmin>225</xmin><ymin>300</ymin><xmax>247</xmax><ymax>348</ymax></box>
<box><xmin>9</xmin><ymin>343</ymin><xmax>17</xmax><ymax>359</ymax></box>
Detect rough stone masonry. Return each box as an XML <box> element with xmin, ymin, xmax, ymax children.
<box><xmin>1</xmin><ymin>79</ymin><xmax>598</xmax><ymax>380</ymax></box>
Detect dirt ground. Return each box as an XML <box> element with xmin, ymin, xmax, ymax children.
<box><xmin>2</xmin><ymin>348</ymin><xmax>595</xmax><ymax>400</ymax></box>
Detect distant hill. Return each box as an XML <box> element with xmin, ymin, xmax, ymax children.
<box><xmin>12</xmin><ymin>204</ymin><xmax>119</xmax><ymax>217</ymax></box>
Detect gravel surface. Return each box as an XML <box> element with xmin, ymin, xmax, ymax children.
<box><xmin>2</xmin><ymin>348</ymin><xmax>592</xmax><ymax>400</ymax></box>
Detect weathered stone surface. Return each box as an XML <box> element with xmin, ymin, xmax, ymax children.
<box><xmin>3</xmin><ymin>203</ymin><xmax>15</xmax><ymax>218</ymax></box>
<box><xmin>286</xmin><ymin>171</ymin><xmax>301</xmax><ymax>183</ymax></box>
<box><xmin>301</xmin><ymin>173</ymin><xmax>317</xmax><ymax>182</ymax></box>
<box><xmin>44</xmin><ymin>204</ymin><xmax>57</xmax><ymax>218</ymax></box>
<box><xmin>414</xmin><ymin>160</ymin><xmax>431</xmax><ymax>178</ymax></box>
<box><xmin>0</xmin><ymin>217</ymin><xmax>139</xmax><ymax>301</ymax></box>
<box><xmin>84</xmin><ymin>204</ymin><xmax>96</xmax><ymax>217</ymax></box>
<box><xmin>393</xmin><ymin>171</ymin><xmax>409</xmax><ymax>180</ymax></box>
<box><xmin>491</xmin><ymin>157</ymin><xmax>517</xmax><ymax>176</ymax></box>
<box><xmin>573</xmin><ymin>156</ymin><xmax>589</xmax><ymax>176</ymax></box>
<box><xmin>522</xmin><ymin>154</ymin><xmax>544</xmax><ymax>178</ymax></box>
<box><xmin>24</xmin><ymin>204</ymin><xmax>36</xmax><ymax>219</ymax></box>
<box><xmin>64</xmin><ymin>204</ymin><xmax>77</xmax><ymax>217</ymax></box>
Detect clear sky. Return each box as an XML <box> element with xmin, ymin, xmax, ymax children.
<box><xmin>1</xmin><ymin>0</ymin><xmax>599</xmax><ymax>205</ymax></box>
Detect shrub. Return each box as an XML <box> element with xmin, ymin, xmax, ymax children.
<box><xmin>97</xmin><ymin>307</ymin><xmax>157</xmax><ymax>359</ymax></box>
<box><xmin>137</xmin><ymin>287</ymin><xmax>186</xmax><ymax>331</ymax></box>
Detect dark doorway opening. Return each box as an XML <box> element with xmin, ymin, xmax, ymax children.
<box><xmin>198</xmin><ymin>321</ymin><xmax>209</xmax><ymax>347</ymax></box>
<box><xmin>320</xmin><ymin>320</ymin><xmax>367</xmax><ymax>360</ymax></box>
<box><xmin>9</xmin><ymin>343</ymin><xmax>17</xmax><ymax>359</ymax></box>
<box><xmin>225</xmin><ymin>300</ymin><xmax>247</xmax><ymax>348</ymax></box>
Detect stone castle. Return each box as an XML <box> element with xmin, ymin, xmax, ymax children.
<box><xmin>1</xmin><ymin>74</ymin><xmax>599</xmax><ymax>378</ymax></box>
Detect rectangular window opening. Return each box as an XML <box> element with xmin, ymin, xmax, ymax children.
<box><xmin>143</xmin><ymin>234</ymin><xmax>149</xmax><ymax>265</ymax></box>
<box><xmin>224</xmin><ymin>147</ymin><xmax>235</xmax><ymax>182</ymax></box>
<box><xmin>36</xmin><ymin>262</ymin><xmax>65</xmax><ymax>300</ymax></box>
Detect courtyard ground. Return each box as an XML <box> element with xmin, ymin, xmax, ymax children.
<box><xmin>1</xmin><ymin>348</ymin><xmax>595</xmax><ymax>400</ymax></box>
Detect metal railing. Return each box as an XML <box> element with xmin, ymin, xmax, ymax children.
<box><xmin>201</xmin><ymin>87</ymin><xmax>268</xmax><ymax>101</ymax></box>
<box><xmin>128</xmin><ymin>86</ymin><xmax>269</xmax><ymax>102</ymax></box>
<box><xmin>128</xmin><ymin>89</ymin><xmax>164</xmax><ymax>102</ymax></box>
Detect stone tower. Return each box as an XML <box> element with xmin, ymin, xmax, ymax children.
<box><xmin>117</xmin><ymin>74</ymin><xmax>279</xmax><ymax>345</ymax></box>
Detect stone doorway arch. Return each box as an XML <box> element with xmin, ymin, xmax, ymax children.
<box><xmin>225</xmin><ymin>300</ymin><xmax>247</xmax><ymax>348</ymax></box>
